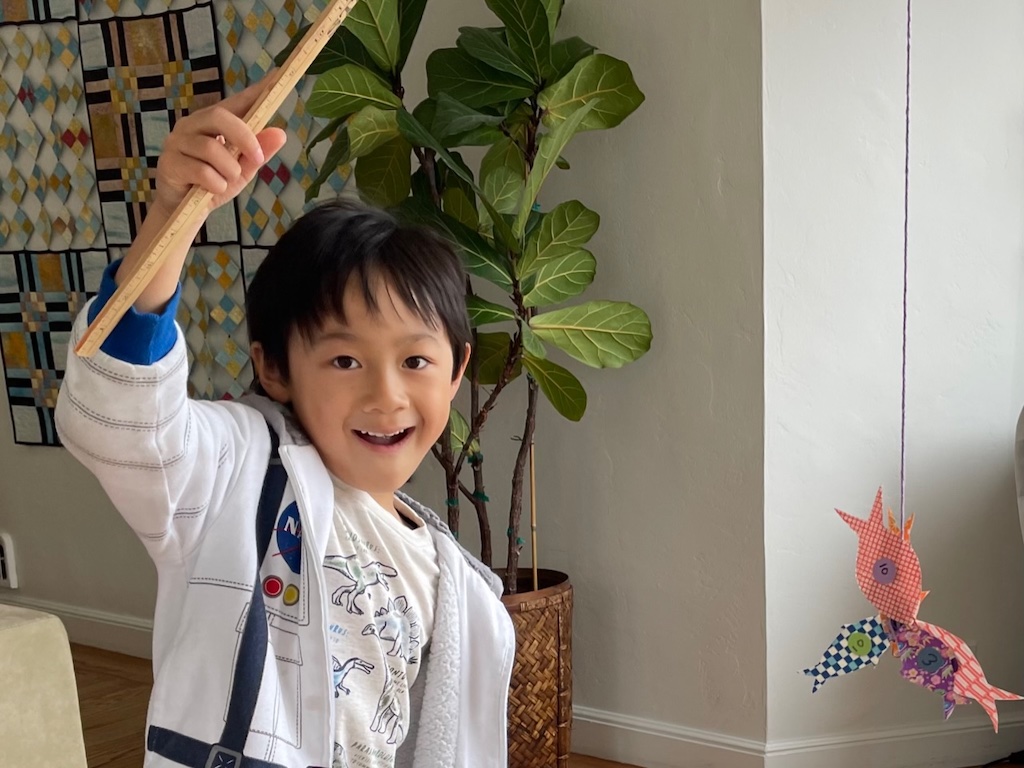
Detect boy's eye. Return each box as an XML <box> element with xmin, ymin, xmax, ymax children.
<box><xmin>332</xmin><ymin>356</ymin><xmax>359</xmax><ymax>370</ymax></box>
<box><xmin>405</xmin><ymin>356</ymin><xmax>429</xmax><ymax>370</ymax></box>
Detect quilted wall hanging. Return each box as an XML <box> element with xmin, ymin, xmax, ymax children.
<box><xmin>0</xmin><ymin>0</ymin><xmax>347</xmax><ymax>445</ymax></box>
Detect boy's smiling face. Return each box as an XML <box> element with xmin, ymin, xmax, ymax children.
<box><xmin>255</xmin><ymin>276</ymin><xmax>469</xmax><ymax>513</ymax></box>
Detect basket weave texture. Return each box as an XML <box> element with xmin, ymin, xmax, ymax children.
<box><xmin>500</xmin><ymin>570</ymin><xmax>574</xmax><ymax>768</ymax></box>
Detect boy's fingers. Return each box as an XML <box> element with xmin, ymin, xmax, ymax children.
<box><xmin>257</xmin><ymin>126</ymin><xmax>288</xmax><ymax>162</ymax></box>
<box><xmin>167</xmin><ymin>154</ymin><xmax>230</xmax><ymax>196</ymax></box>
<box><xmin>237</xmin><ymin>127</ymin><xmax>287</xmax><ymax>180</ymax></box>
<box><xmin>178</xmin><ymin>134</ymin><xmax>242</xmax><ymax>185</ymax></box>
<box><xmin>185</xmin><ymin>107</ymin><xmax>264</xmax><ymax>167</ymax></box>
<box><xmin>220</xmin><ymin>74</ymin><xmax>275</xmax><ymax>116</ymax></box>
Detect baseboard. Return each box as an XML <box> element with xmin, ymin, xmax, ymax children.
<box><xmin>571</xmin><ymin>706</ymin><xmax>764</xmax><ymax>768</ymax></box>
<box><xmin>0</xmin><ymin>594</ymin><xmax>153</xmax><ymax>659</ymax></box>
<box><xmin>764</xmin><ymin>714</ymin><xmax>1024</xmax><ymax>768</ymax></box>
<box><xmin>572</xmin><ymin>705</ymin><xmax>1024</xmax><ymax>768</ymax></box>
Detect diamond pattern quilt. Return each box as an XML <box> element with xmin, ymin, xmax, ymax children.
<box><xmin>0</xmin><ymin>0</ymin><xmax>347</xmax><ymax>444</ymax></box>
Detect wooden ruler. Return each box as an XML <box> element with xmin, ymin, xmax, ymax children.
<box><xmin>75</xmin><ymin>0</ymin><xmax>361</xmax><ymax>357</ymax></box>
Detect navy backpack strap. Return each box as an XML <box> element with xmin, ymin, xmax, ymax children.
<box><xmin>147</xmin><ymin>423</ymin><xmax>290</xmax><ymax>768</ymax></box>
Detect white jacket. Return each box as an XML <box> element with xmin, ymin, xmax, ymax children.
<box><xmin>56</xmin><ymin>304</ymin><xmax>515</xmax><ymax>768</ymax></box>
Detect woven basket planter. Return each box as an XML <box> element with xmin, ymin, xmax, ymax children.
<box><xmin>500</xmin><ymin>569</ymin><xmax>573</xmax><ymax>768</ymax></box>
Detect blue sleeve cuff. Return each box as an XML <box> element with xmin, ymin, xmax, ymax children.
<box><xmin>86</xmin><ymin>259</ymin><xmax>181</xmax><ymax>365</ymax></box>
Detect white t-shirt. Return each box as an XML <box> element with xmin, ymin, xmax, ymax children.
<box><xmin>322</xmin><ymin>478</ymin><xmax>439</xmax><ymax>768</ymax></box>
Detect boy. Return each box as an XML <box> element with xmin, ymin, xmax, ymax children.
<box><xmin>55</xmin><ymin>78</ymin><xmax>515</xmax><ymax>768</ymax></box>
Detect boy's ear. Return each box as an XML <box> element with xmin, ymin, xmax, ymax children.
<box><xmin>250</xmin><ymin>342</ymin><xmax>291</xmax><ymax>404</ymax></box>
<box><xmin>450</xmin><ymin>342</ymin><xmax>472</xmax><ymax>401</ymax></box>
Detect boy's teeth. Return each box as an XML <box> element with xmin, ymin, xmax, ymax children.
<box><xmin>356</xmin><ymin>427</ymin><xmax>410</xmax><ymax>447</ymax></box>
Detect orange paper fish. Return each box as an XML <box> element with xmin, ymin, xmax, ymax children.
<box><xmin>837</xmin><ymin>488</ymin><xmax>923</xmax><ymax>623</ymax></box>
<box><xmin>913</xmin><ymin>620</ymin><xmax>1023</xmax><ymax>732</ymax></box>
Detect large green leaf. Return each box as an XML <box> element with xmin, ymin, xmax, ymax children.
<box><xmin>538</xmin><ymin>0</ymin><xmax>562</xmax><ymax>36</ymax></box>
<box><xmin>442</xmin><ymin>187</ymin><xmax>478</xmax><ymax>229</ymax></box>
<box><xmin>305</xmin><ymin>126</ymin><xmax>350</xmax><ymax>202</ymax></box>
<box><xmin>539</xmin><ymin>54</ymin><xmax>644</xmax><ymax>132</ymax></box>
<box><xmin>466</xmin><ymin>295</ymin><xmax>516</xmax><ymax>327</ymax></box>
<box><xmin>520</xmin><ymin>323</ymin><xmax>546</xmax><ymax>358</ymax></box>
<box><xmin>426</xmin><ymin>48</ymin><xmax>535</xmax><ymax>110</ymax></box>
<box><xmin>343</xmin><ymin>0</ymin><xmax>400</xmax><ymax>74</ymax></box>
<box><xmin>346</xmin><ymin>105</ymin><xmax>400</xmax><ymax>160</ymax></box>
<box><xmin>354</xmin><ymin>136</ymin><xmax>411</xmax><ymax>207</ymax></box>
<box><xmin>396</xmin><ymin>0</ymin><xmax>427</xmax><ymax>72</ymax></box>
<box><xmin>519</xmin><ymin>199</ymin><xmax>599</xmax><ymax>278</ymax></box>
<box><xmin>404</xmin><ymin>196</ymin><xmax>514</xmax><ymax>291</ymax></box>
<box><xmin>276</xmin><ymin>25</ymin><xmax>385</xmax><ymax>78</ymax></box>
<box><xmin>443</xmin><ymin>152</ymin><xmax>477</xmax><ymax>204</ymax></box>
<box><xmin>411</xmin><ymin>98</ymin><xmax>438</xmax><ymax>141</ymax></box>
<box><xmin>442</xmin><ymin>155</ymin><xmax>478</xmax><ymax>230</ymax></box>
<box><xmin>523</xmin><ymin>354</ymin><xmax>586</xmax><ymax>421</ymax></box>
<box><xmin>474</xmin><ymin>332</ymin><xmax>521</xmax><ymax>386</ymax></box>
<box><xmin>523</xmin><ymin>249</ymin><xmax>595</xmax><ymax>307</ymax></box>
<box><xmin>531</xmin><ymin>301</ymin><xmax>652</xmax><ymax>368</ymax></box>
<box><xmin>446</xmin><ymin>408</ymin><xmax>479</xmax><ymax>455</ymax></box>
<box><xmin>485</xmin><ymin>0</ymin><xmax>551</xmax><ymax>81</ymax></box>
<box><xmin>457</xmin><ymin>27</ymin><xmax>534</xmax><ymax>84</ymax></box>
<box><xmin>396</xmin><ymin>109</ymin><xmax>520</xmax><ymax>252</ymax></box>
<box><xmin>513</xmin><ymin>100</ymin><xmax>597</xmax><ymax>237</ymax></box>
<box><xmin>481</xmin><ymin>137</ymin><xmax>526</xmax><ymax>216</ymax></box>
<box><xmin>549</xmin><ymin>36</ymin><xmax>595</xmax><ymax>80</ymax></box>
<box><xmin>308</xmin><ymin>116</ymin><xmax>346</xmax><ymax>153</ymax></box>
<box><xmin>433</xmin><ymin>93</ymin><xmax>506</xmax><ymax>141</ymax></box>
<box><xmin>308</xmin><ymin>64</ymin><xmax>402</xmax><ymax>118</ymax></box>
<box><xmin>446</xmin><ymin>124</ymin><xmax>505</xmax><ymax>148</ymax></box>
<box><xmin>442</xmin><ymin>216</ymin><xmax>514</xmax><ymax>291</ymax></box>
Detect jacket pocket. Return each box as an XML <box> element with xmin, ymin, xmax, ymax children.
<box><xmin>227</xmin><ymin>603</ymin><xmax>305</xmax><ymax>750</ymax></box>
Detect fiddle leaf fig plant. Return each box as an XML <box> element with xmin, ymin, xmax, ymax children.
<box><xmin>280</xmin><ymin>0</ymin><xmax>651</xmax><ymax>594</ymax></box>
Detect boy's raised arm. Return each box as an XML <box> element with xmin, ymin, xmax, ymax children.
<box><xmin>55</xmin><ymin>77</ymin><xmax>286</xmax><ymax>559</ymax></box>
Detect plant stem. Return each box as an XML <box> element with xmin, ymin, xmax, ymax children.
<box><xmin>524</xmin><ymin>98</ymin><xmax>541</xmax><ymax>168</ymax></box>
<box><xmin>456</xmin><ymin>331</ymin><xmax>521</xmax><ymax>475</ymax></box>
<box><xmin>471</xmin><ymin>454</ymin><xmax>492</xmax><ymax>566</ymax></box>
<box><xmin>436</xmin><ymin>425</ymin><xmax>459</xmax><ymax>534</ymax></box>
<box><xmin>465</xmin><ymin>298</ymin><xmax>493</xmax><ymax>567</ymax></box>
<box><xmin>421</xmin><ymin>150</ymin><xmax>442</xmax><ymax>208</ymax></box>
<box><xmin>505</xmin><ymin>376</ymin><xmax>539</xmax><ymax>595</ymax></box>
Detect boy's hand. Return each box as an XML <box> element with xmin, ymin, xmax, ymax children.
<box><xmin>154</xmin><ymin>78</ymin><xmax>288</xmax><ymax>215</ymax></box>
<box><xmin>114</xmin><ymin>75</ymin><xmax>288</xmax><ymax>314</ymax></box>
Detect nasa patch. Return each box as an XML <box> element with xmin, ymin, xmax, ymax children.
<box><xmin>275</xmin><ymin>502</ymin><xmax>303</xmax><ymax>574</ymax></box>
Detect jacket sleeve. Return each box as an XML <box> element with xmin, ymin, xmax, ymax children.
<box><xmin>55</xmin><ymin>260</ymin><xmax>261</xmax><ymax>563</ymax></box>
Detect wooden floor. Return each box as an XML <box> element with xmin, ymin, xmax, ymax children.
<box><xmin>70</xmin><ymin>643</ymin><xmax>637</xmax><ymax>768</ymax></box>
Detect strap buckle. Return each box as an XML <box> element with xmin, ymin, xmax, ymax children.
<box><xmin>205</xmin><ymin>745</ymin><xmax>243</xmax><ymax>768</ymax></box>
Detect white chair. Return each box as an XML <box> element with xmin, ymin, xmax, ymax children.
<box><xmin>0</xmin><ymin>603</ymin><xmax>89</xmax><ymax>768</ymax></box>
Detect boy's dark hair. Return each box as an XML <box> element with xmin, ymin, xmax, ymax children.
<box><xmin>246</xmin><ymin>199</ymin><xmax>472</xmax><ymax>390</ymax></box>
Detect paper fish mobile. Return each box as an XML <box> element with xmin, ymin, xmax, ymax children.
<box><xmin>836</xmin><ymin>487</ymin><xmax>923</xmax><ymax>623</ymax></box>
<box><xmin>803</xmin><ymin>615</ymin><xmax>890</xmax><ymax>692</ymax></box>
<box><xmin>888</xmin><ymin>619</ymin><xmax>967</xmax><ymax>720</ymax></box>
<box><xmin>804</xmin><ymin>488</ymin><xmax>1022</xmax><ymax>732</ymax></box>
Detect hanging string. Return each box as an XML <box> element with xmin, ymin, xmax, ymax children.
<box><xmin>900</xmin><ymin>0</ymin><xmax>912</xmax><ymax>528</ymax></box>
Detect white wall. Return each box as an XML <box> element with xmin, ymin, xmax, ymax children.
<box><xmin>764</xmin><ymin>1</ymin><xmax>1024</xmax><ymax>765</ymax></box>
<box><xmin>533</xmin><ymin>0</ymin><xmax>767</xmax><ymax>762</ymax></box>
<box><xmin>0</xmin><ymin>383</ymin><xmax>157</xmax><ymax>655</ymax></box>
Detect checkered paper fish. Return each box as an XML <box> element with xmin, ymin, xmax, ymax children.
<box><xmin>837</xmin><ymin>487</ymin><xmax>923</xmax><ymax>623</ymax></box>
<box><xmin>803</xmin><ymin>615</ymin><xmax>890</xmax><ymax>692</ymax></box>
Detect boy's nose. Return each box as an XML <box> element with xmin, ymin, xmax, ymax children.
<box><xmin>363</xmin><ymin>369</ymin><xmax>409</xmax><ymax>412</ymax></box>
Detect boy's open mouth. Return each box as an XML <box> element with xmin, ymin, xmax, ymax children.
<box><xmin>354</xmin><ymin>428</ymin><xmax>414</xmax><ymax>447</ymax></box>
